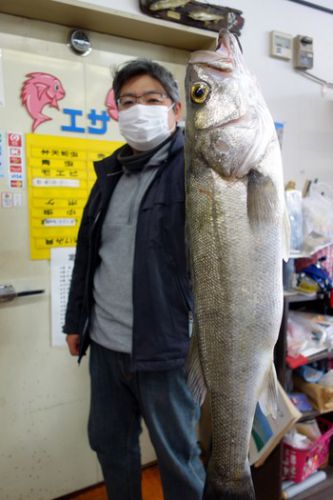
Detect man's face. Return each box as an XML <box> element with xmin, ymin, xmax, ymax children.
<box><xmin>118</xmin><ymin>74</ymin><xmax>182</xmax><ymax>130</ymax></box>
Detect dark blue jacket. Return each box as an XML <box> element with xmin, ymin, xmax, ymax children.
<box><xmin>63</xmin><ymin>129</ymin><xmax>192</xmax><ymax>370</ymax></box>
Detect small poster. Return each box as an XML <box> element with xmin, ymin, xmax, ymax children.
<box><xmin>50</xmin><ymin>247</ymin><xmax>76</xmax><ymax>347</ymax></box>
<box><xmin>26</xmin><ymin>133</ymin><xmax>123</xmax><ymax>259</ymax></box>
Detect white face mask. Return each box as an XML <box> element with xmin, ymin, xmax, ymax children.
<box><xmin>118</xmin><ymin>104</ymin><xmax>175</xmax><ymax>151</ymax></box>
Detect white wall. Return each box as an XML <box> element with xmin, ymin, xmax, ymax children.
<box><xmin>76</xmin><ymin>0</ymin><xmax>333</xmax><ymax>190</ymax></box>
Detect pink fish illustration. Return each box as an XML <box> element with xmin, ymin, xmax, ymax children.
<box><xmin>21</xmin><ymin>72</ymin><xmax>66</xmax><ymax>132</ymax></box>
<box><xmin>105</xmin><ymin>88</ymin><xmax>119</xmax><ymax>121</ymax></box>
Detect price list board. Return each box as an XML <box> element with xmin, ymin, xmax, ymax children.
<box><xmin>26</xmin><ymin>134</ymin><xmax>123</xmax><ymax>259</ymax></box>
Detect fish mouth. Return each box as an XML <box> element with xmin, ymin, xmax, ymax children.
<box><xmin>188</xmin><ymin>31</ymin><xmax>240</xmax><ymax>73</ymax></box>
<box><xmin>188</xmin><ymin>50</ymin><xmax>233</xmax><ymax>73</ymax></box>
<box><xmin>194</xmin><ymin>115</ymin><xmax>245</xmax><ymax>133</ymax></box>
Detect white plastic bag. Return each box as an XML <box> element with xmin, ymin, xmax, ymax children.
<box><xmin>285</xmin><ymin>189</ymin><xmax>303</xmax><ymax>251</ymax></box>
<box><xmin>302</xmin><ymin>187</ymin><xmax>333</xmax><ymax>251</ymax></box>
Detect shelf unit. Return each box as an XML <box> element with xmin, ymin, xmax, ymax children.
<box><xmin>252</xmin><ymin>294</ymin><xmax>333</xmax><ymax>500</ymax></box>
<box><xmin>0</xmin><ymin>0</ymin><xmax>217</xmax><ymax>51</ymax></box>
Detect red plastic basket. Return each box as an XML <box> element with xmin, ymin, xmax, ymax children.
<box><xmin>282</xmin><ymin>418</ymin><xmax>333</xmax><ymax>483</ymax></box>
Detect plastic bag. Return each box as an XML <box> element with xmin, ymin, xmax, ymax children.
<box><xmin>285</xmin><ymin>189</ymin><xmax>303</xmax><ymax>251</ymax></box>
<box><xmin>287</xmin><ymin>314</ymin><xmax>311</xmax><ymax>357</ymax></box>
<box><xmin>287</xmin><ymin>311</ymin><xmax>330</xmax><ymax>358</ymax></box>
<box><xmin>302</xmin><ymin>187</ymin><xmax>333</xmax><ymax>252</ymax></box>
<box><xmin>284</xmin><ymin>428</ymin><xmax>312</xmax><ymax>450</ymax></box>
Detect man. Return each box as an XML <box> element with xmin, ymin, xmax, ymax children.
<box><xmin>64</xmin><ymin>58</ymin><xmax>205</xmax><ymax>500</ymax></box>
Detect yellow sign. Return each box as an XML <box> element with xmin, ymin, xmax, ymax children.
<box><xmin>26</xmin><ymin>134</ymin><xmax>123</xmax><ymax>259</ymax></box>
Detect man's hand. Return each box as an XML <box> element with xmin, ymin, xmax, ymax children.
<box><xmin>66</xmin><ymin>334</ymin><xmax>80</xmax><ymax>356</ymax></box>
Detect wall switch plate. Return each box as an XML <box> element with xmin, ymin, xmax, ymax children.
<box><xmin>270</xmin><ymin>31</ymin><xmax>293</xmax><ymax>60</ymax></box>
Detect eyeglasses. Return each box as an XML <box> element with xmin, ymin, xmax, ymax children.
<box><xmin>117</xmin><ymin>91</ymin><xmax>169</xmax><ymax>109</ymax></box>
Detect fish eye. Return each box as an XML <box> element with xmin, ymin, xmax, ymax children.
<box><xmin>190</xmin><ymin>82</ymin><xmax>210</xmax><ymax>104</ymax></box>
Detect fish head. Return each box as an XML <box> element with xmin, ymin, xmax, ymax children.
<box><xmin>185</xmin><ymin>31</ymin><xmax>275</xmax><ymax>180</ymax></box>
<box><xmin>46</xmin><ymin>78</ymin><xmax>66</xmax><ymax>108</ymax></box>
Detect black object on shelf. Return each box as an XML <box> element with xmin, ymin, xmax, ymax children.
<box><xmin>139</xmin><ymin>0</ymin><xmax>245</xmax><ymax>36</ymax></box>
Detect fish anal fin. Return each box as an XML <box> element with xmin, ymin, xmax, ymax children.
<box><xmin>258</xmin><ymin>363</ymin><xmax>278</xmax><ymax>419</ymax></box>
<box><xmin>186</xmin><ymin>326</ymin><xmax>207</xmax><ymax>406</ymax></box>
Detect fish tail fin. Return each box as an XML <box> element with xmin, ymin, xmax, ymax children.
<box><xmin>32</xmin><ymin>115</ymin><xmax>52</xmax><ymax>132</ymax></box>
<box><xmin>203</xmin><ymin>473</ymin><xmax>255</xmax><ymax>500</ymax></box>
<box><xmin>258</xmin><ymin>362</ymin><xmax>279</xmax><ymax>418</ymax></box>
<box><xmin>186</xmin><ymin>326</ymin><xmax>207</xmax><ymax>406</ymax></box>
<box><xmin>247</xmin><ymin>169</ymin><xmax>278</xmax><ymax>227</ymax></box>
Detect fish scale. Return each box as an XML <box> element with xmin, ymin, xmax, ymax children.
<box><xmin>185</xmin><ymin>31</ymin><xmax>286</xmax><ymax>499</ymax></box>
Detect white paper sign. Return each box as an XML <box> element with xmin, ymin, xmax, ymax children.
<box><xmin>33</xmin><ymin>178</ymin><xmax>80</xmax><ymax>188</ymax></box>
<box><xmin>51</xmin><ymin>247</ymin><xmax>76</xmax><ymax>347</ymax></box>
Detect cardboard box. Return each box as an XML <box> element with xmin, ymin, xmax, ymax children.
<box><xmin>294</xmin><ymin>376</ymin><xmax>333</xmax><ymax>413</ymax></box>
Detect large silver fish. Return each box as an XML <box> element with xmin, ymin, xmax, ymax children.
<box><xmin>185</xmin><ymin>31</ymin><xmax>288</xmax><ymax>499</ymax></box>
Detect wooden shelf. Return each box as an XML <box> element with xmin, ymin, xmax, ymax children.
<box><xmin>284</xmin><ymin>292</ymin><xmax>319</xmax><ymax>304</ymax></box>
<box><xmin>298</xmin><ymin>409</ymin><xmax>320</xmax><ymax>422</ymax></box>
<box><xmin>0</xmin><ymin>0</ymin><xmax>217</xmax><ymax>51</ymax></box>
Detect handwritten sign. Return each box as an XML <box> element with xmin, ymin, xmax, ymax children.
<box><xmin>26</xmin><ymin>134</ymin><xmax>123</xmax><ymax>259</ymax></box>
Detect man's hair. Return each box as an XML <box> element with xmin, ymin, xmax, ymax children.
<box><xmin>112</xmin><ymin>58</ymin><xmax>180</xmax><ymax>104</ymax></box>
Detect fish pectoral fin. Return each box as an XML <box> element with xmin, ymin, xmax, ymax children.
<box><xmin>258</xmin><ymin>363</ymin><xmax>278</xmax><ymax>418</ymax></box>
<box><xmin>247</xmin><ymin>170</ymin><xmax>278</xmax><ymax>227</ymax></box>
<box><xmin>35</xmin><ymin>82</ymin><xmax>48</xmax><ymax>100</ymax></box>
<box><xmin>186</xmin><ymin>328</ymin><xmax>207</xmax><ymax>406</ymax></box>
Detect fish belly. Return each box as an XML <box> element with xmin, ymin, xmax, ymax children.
<box><xmin>187</xmin><ymin>166</ymin><xmax>283</xmax><ymax>497</ymax></box>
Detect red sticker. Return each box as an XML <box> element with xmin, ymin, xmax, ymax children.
<box><xmin>10</xmin><ymin>165</ymin><xmax>22</xmax><ymax>173</ymax></box>
<box><xmin>10</xmin><ymin>156</ymin><xmax>22</xmax><ymax>164</ymax></box>
<box><xmin>10</xmin><ymin>180</ymin><xmax>23</xmax><ymax>188</ymax></box>
<box><xmin>8</xmin><ymin>133</ymin><xmax>22</xmax><ymax>147</ymax></box>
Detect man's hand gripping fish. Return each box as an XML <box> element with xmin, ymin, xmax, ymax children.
<box><xmin>185</xmin><ymin>31</ymin><xmax>289</xmax><ymax>499</ymax></box>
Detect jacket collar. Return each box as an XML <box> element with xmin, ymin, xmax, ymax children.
<box><xmin>93</xmin><ymin>127</ymin><xmax>184</xmax><ymax>181</ymax></box>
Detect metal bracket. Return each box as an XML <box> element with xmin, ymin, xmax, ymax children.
<box><xmin>0</xmin><ymin>284</ymin><xmax>45</xmax><ymax>303</ymax></box>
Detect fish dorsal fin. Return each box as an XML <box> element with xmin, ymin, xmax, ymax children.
<box><xmin>247</xmin><ymin>169</ymin><xmax>279</xmax><ymax>227</ymax></box>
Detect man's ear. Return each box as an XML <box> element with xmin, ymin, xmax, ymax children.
<box><xmin>174</xmin><ymin>102</ymin><xmax>182</xmax><ymax>122</ymax></box>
